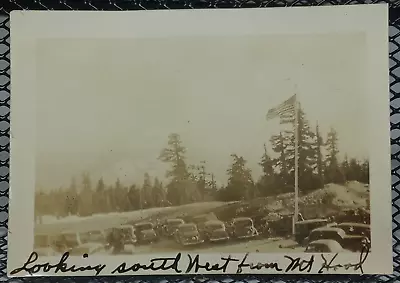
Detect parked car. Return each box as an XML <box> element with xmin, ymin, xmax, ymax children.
<box><xmin>54</xmin><ymin>231</ymin><xmax>81</xmax><ymax>252</ymax></box>
<box><xmin>259</xmin><ymin>213</ymin><xmax>281</xmax><ymax>237</ymax></box>
<box><xmin>134</xmin><ymin>222</ymin><xmax>159</xmax><ymax>244</ymax></box>
<box><xmin>334</xmin><ymin>222</ymin><xmax>370</xmax><ymax>239</ymax></box>
<box><xmin>175</xmin><ymin>223</ymin><xmax>204</xmax><ymax>246</ymax></box>
<box><xmin>117</xmin><ymin>225</ymin><xmax>137</xmax><ymax>245</ymax></box>
<box><xmin>192</xmin><ymin>213</ymin><xmax>218</xmax><ymax>235</ymax></box>
<box><xmin>231</xmin><ymin>217</ymin><xmax>259</xmax><ymax>239</ymax></box>
<box><xmin>294</xmin><ymin>219</ymin><xmax>329</xmax><ymax>244</ymax></box>
<box><xmin>80</xmin><ymin>230</ymin><xmax>107</xmax><ymax>245</ymax></box>
<box><xmin>203</xmin><ymin>220</ymin><xmax>230</xmax><ymax>242</ymax></box>
<box><xmin>305</xmin><ymin>227</ymin><xmax>347</xmax><ymax>245</ymax></box>
<box><xmin>164</xmin><ymin>218</ymin><xmax>185</xmax><ymax>237</ymax></box>
<box><xmin>306</xmin><ymin>227</ymin><xmax>369</xmax><ymax>252</ymax></box>
<box><xmin>305</xmin><ymin>239</ymin><xmax>345</xmax><ymax>253</ymax></box>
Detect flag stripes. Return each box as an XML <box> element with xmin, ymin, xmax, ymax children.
<box><xmin>266</xmin><ymin>94</ymin><xmax>296</xmax><ymax>121</ymax></box>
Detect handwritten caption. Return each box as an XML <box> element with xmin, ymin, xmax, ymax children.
<box><xmin>10</xmin><ymin>246</ymin><xmax>369</xmax><ymax>276</ymax></box>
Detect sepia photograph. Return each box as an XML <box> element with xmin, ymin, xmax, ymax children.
<box><xmin>32</xmin><ymin>33</ymin><xmax>372</xmax><ymax>256</ymax></box>
<box><xmin>8</xmin><ymin>6</ymin><xmax>392</xmax><ymax>276</ymax></box>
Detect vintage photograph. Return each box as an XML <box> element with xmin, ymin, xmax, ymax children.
<box><xmin>32</xmin><ymin>33</ymin><xmax>372</xmax><ymax>256</ymax></box>
<box><xmin>8</xmin><ymin>5</ymin><xmax>392</xmax><ymax>276</ymax></box>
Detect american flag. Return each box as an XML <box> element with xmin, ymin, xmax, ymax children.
<box><xmin>266</xmin><ymin>94</ymin><xmax>296</xmax><ymax>124</ymax></box>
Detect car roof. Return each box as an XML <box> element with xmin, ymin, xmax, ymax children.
<box><xmin>233</xmin><ymin>217</ymin><xmax>252</xmax><ymax>222</ymax></box>
<box><xmin>205</xmin><ymin>220</ymin><xmax>224</xmax><ymax>225</ymax></box>
<box><xmin>337</xmin><ymin>222</ymin><xmax>370</xmax><ymax>228</ymax></box>
<box><xmin>179</xmin><ymin>223</ymin><xmax>196</xmax><ymax>228</ymax></box>
<box><xmin>312</xmin><ymin>227</ymin><xmax>345</xmax><ymax>233</ymax></box>
<box><xmin>167</xmin><ymin>218</ymin><xmax>184</xmax><ymax>222</ymax></box>
<box><xmin>135</xmin><ymin>222</ymin><xmax>152</xmax><ymax>226</ymax></box>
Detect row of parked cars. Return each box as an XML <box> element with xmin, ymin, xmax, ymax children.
<box><xmin>152</xmin><ymin>215</ymin><xmax>260</xmax><ymax>247</ymax></box>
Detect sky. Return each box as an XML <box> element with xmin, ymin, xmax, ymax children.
<box><xmin>35</xmin><ymin>33</ymin><xmax>368</xmax><ymax>190</ymax></box>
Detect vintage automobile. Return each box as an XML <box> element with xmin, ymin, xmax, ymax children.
<box><xmin>192</xmin><ymin>213</ymin><xmax>218</xmax><ymax>235</ymax></box>
<box><xmin>134</xmin><ymin>222</ymin><xmax>159</xmax><ymax>244</ymax></box>
<box><xmin>259</xmin><ymin>213</ymin><xmax>282</xmax><ymax>237</ymax></box>
<box><xmin>231</xmin><ymin>217</ymin><xmax>259</xmax><ymax>239</ymax></box>
<box><xmin>294</xmin><ymin>218</ymin><xmax>329</xmax><ymax>244</ymax></box>
<box><xmin>175</xmin><ymin>223</ymin><xmax>204</xmax><ymax>246</ymax></box>
<box><xmin>117</xmin><ymin>225</ymin><xmax>137</xmax><ymax>244</ymax></box>
<box><xmin>53</xmin><ymin>231</ymin><xmax>81</xmax><ymax>252</ymax></box>
<box><xmin>305</xmin><ymin>239</ymin><xmax>345</xmax><ymax>253</ymax></box>
<box><xmin>203</xmin><ymin>220</ymin><xmax>230</xmax><ymax>242</ymax></box>
<box><xmin>34</xmin><ymin>233</ymin><xmax>57</xmax><ymax>256</ymax></box>
<box><xmin>80</xmin><ymin>230</ymin><xmax>107</xmax><ymax>245</ymax></box>
<box><xmin>305</xmin><ymin>227</ymin><xmax>347</xmax><ymax>245</ymax></box>
<box><xmin>334</xmin><ymin>222</ymin><xmax>371</xmax><ymax>239</ymax></box>
<box><xmin>164</xmin><ymin>218</ymin><xmax>185</xmax><ymax>237</ymax></box>
<box><xmin>306</xmin><ymin>227</ymin><xmax>369</xmax><ymax>252</ymax></box>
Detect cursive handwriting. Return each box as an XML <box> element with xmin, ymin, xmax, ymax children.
<box><xmin>10</xmin><ymin>252</ymin><xmax>106</xmax><ymax>276</ymax></box>
<box><xmin>186</xmin><ymin>254</ymin><xmax>239</xmax><ymax>273</ymax></box>
<box><xmin>318</xmin><ymin>244</ymin><xmax>370</xmax><ymax>274</ymax></box>
<box><xmin>236</xmin><ymin>253</ymin><xmax>282</xmax><ymax>273</ymax></box>
<box><xmin>284</xmin><ymin>254</ymin><xmax>315</xmax><ymax>273</ymax></box>
<box><xmin>111</xmin><ymin>253</ymin><xmax>182</xmax><ymax>274</ymax></box>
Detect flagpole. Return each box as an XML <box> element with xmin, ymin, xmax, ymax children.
<box><xmin>293</xmin><ymin>95</ymin><xmax>299</xmax><ymax>237</ymax></box>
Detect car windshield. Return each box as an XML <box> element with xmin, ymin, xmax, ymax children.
<box><xmin>180</xmin><ymin>225</ymin><xmax>197</xmax><ymax>233</ymax></box>
<box><xmin>234</xmin><ymin>219</ymin><xmax>252</xmax><ymax>227</ymax></box>
<box><xmin>121</xmin><ymin>227</ymin><xmax>133</xmax><ymax>235</ymax></box>
<box><xmin>34</xmin><ymin>235</ymin><xmax>48</xmax><ymax>248</ymax></box>
<box><xmin>136</xmin><ymin>223</ymin><xmax>153</xmax><ymax>230</ymax></box>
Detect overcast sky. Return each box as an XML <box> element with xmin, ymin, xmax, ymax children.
<box><xmin>35</xmin><ymin>33</ymin><xmax>367</xmax><ymax>190</ymax></box>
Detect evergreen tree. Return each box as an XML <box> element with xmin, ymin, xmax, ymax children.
<box><xmin>270</xmin><ymin>106</ymin><xmax>319</xmax><ymax>193</ymax></box>
<box><xmin>341</xmin><ymin>154</ymin><xmax>350</xmax><ymax>182</ymax></box>
<box><xmin>65</xmin><ymin>177</ymin><xmax>78</xmax><ymax>216</ymax></box>
<box><xmin>114</xmin><ymin>178</ymin><xmax>124</xmax><ymax>212</ymax></box>
<box><xmin>258</xmin><ymin>144</ymin><xmax>278</xmax><ymax>196</ymax></box>
<box><xmin>127</xmin><ymin>184</ymin><xmax>141</xmax><ymax>210</ymax></box>
<box><xmin>325</xmin><ymin>128</ymin><xmax>345</xmax><ymax>184</ymax></box>
<box><xmin>94</xmin><ymin>177</ymin><xmax>107</xmax><ymax>213</ymax></box>
<box><xmin>225</xmin><ymin>154</ymin><xmax>255</xmax><ymax>201</ymax></box>
<box><xmin>158</xmin><ymin>133</ymin><xmax>195</xmax><ymax>205</ymax></box>
<box><xmin>78</xmin><ymin>172</ymin><xmax>93</xmax><ymax>216</ymax></box>
<box><xmin>152</xmin><ymin>177</ymin><xmax>167</xmax><ymax>207</ymax></box>
<box><xmin>142</xmin><ymin>173</ymin><xmax>153</xmax><ymax>208</ymax></box>
<box><xmin>360</xmin><ymin>159</ymin><xmax>370</xmax><ymax>184</ymax></box>
<box><xmin>315</xmin><ymin>123</ymin><xmax>325</xmax><ymax>187</ymax></box>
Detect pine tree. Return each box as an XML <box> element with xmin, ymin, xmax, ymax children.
<box><xmin>270</xmin><ymin>131</ymin><xmax>291</xmax><ymax>191</ymax></box>
<box><xmin>315</xmin><ymin>123</ymin><xmax>325</xmax><ymax>187</ymax></box>
<box><xmin>225</xmin><ymin>154</ymin><xmax>255</xmax><ymax>201</ymax></box>
<box><xmin>128</xmin><ymin>184</ymin><xmax>141</xmax><ymax>210</ymax></box>
<box><xmin>78</xmin><ymin>172</ymin><xmax>93</xmax><ymax>216</ymax></box>
<box><xmin>142</xmin><ymin>173</ymin><xmax>153</xmax><ymax>208</ymax></box>
<box><xmin>158</xmin><ymin>133</ymin><xmax>195</xmax><ymax>205</ymax></box>
<box><xmin>270</xmin><ymin>106</ymin><xmax>319</xmax><ymax>193</ymax></box>
<box><xmin>325</xmin><ymin>128</ymin><xmax>345</xmax><ymax>184</ymax></box>
<box><xmin>341</xmin><ymin>154</ymin><xmax>350</xmax><ymax>182</ymax></box>
<box><xmin>152</xmin><ymin>177</ymin><xmax>167</xmax><ymax>207</ymax></box>
<box><xmin>258</xmin><ymin>144</ymin><xmax>278</xmax><ymax>196</ymax></box>
<box><xmin>114</xmin><ymin>178</ymin><xmax>124</xmax><ymax>212</ymax></box>
<box><xmin>94</xmin><ymin>177</ymin><xmax>107</xmax><ymax>213</ymax></box>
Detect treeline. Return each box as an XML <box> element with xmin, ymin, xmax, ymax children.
<box><xmin>217</xmin><ymin>106</ymin><xmax>369</xmax><ymax>201</ymax></box>
<box><xmin>34</xmin><ymin>106</ymin><xmax>369</xmax><ymax>219</ymax></box>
